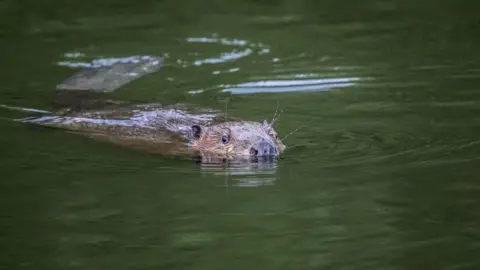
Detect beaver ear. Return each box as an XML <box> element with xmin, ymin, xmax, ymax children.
<box><xmin>262</xmin><ymin>120</ymin><xmax>272</xmax><ymax>129</ymax></box>
<box><xmin>191</xmin><ymin>125</ymin><xmax>202</xmax><ymax>139</ymax></box>
<box><xmin>263</xmin><ymin>120</ymin><xmax>269</xmax><ymax>126</ymax></box>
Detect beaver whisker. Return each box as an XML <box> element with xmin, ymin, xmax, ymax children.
<box><xmin>270</xmin><ymin>100</ymin><xmax>283</xmax><ymax>127</ymax></box>
<box><xmin>224</xmin><ymin>97</ymin><xmax>231</xmax><ymax>122</ymax></box>
<box><xmin>281</xmin><ymin>120</ymin><xmax>313</xmax><ymax>142</ymax></box>
<box><xmin>270</xmin><ymin>100</ymin><xmax>279</xmax><ymax>124</ymax></box>
<box><xmin>271</xmin><ymin>109</ymin><xmax>283</xmax><ymax>127</ymax></box>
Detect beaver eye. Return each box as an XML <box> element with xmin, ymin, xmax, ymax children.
<box><xmin>221</xmin><ymin>135</ymin><xmax>230</xmax><ymax>144</ymax></box>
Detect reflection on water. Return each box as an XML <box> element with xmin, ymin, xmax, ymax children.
<box><xmin>186</xmin><ymin>34</ymin><xmax>270</xmax><ymax>67</ymax></box>
<box><xmin>183</xmin><ymin>34</ymin><xmax>365</xmax><ymax>94</ymax></box>
<box><xmin>186</xmin><ymin>37</ymin><xmax>250</xmax><ymax>47</ymax></box>
<box><xmin>54</xmin><ymin>33</ymin><xmax>364</xmax><ymax>96</ymax></box>
<box><xmin>55</xmin><ymin>34</ymin><xmax>269</xmax><ymax>77</ymax></box>
<box><xmin>193</xmin><ymin>155</ymin><xmax>279</xmax><ymax>187</ymax></box>
<box><xmin>192</xmin><ymin>49</ymin><xmax>253</xmax><ymax>66</ymax></box>
<box><xmin>57</xmin><ymin>54</ymin><xmax>163</xmax><ymax>69</ymax></box>
<box><xmin>220</xmin><ymin>77</ymin><xmax>361</xmax><ymax>94</ymax></box>
<box><xmin>188</xmin><ymin>76</ymin><xmax>363</xmax><ymax>95</ymax></box>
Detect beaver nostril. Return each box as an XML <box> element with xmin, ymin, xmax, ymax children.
<box><xmin>255</xmin><ymin>141</ymin><xmax>278</xmax><ymax>156</ymax></box>
<box><xmin>250</xmin><ymin>147</ymin><xmax>259</xmax><ymax>156</ymax></box>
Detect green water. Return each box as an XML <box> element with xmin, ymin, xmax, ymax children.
<box><xmin>1</xmin><ymin>0</ymin><xmax>480</xmax><ymax>269</ymax></box>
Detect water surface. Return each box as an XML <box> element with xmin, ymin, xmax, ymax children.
<box><xmin>1</xmin><ymin>1</ymin><xmax>480</xmax><ymax>269</ymax></box>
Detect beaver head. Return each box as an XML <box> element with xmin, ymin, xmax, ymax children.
<box><xmin>188</xmin><ymin>120</ymin><xmax>285</xmax><ymax>158</ymax></box>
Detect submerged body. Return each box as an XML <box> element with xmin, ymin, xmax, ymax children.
<box><xmin>15</xmin><ymin>94</ymin><xmax>286</xmax><ymax>160</ymax></box>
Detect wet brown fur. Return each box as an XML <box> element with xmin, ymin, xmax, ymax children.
<box><xmin>21</xmin><ymin>91</ymin><xmax>286</xmax><ymax>158</ymax></box>
<box><xmin>190</xmin><ymin>121</ymin><xmax>285</xmax><ymax>158</ymax></box>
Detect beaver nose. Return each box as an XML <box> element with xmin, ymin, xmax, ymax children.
<box><xmin>255</xmin><ymin>141</ymin><xmax>278</xmax><ymax>156</ymax></box>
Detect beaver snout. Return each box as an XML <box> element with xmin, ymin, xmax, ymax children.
<box><xmin>250</xmin><ymin>141</ymin><xmax>278</xmax><ymax>156</ymax></box>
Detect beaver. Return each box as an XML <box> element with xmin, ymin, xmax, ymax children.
<box><xmin>7</xmin><ymin>90</ymin><xmax>286</xmax><ymax>160</ymax></box>
<box><xmin>1</xmin><ymin>58</ymin><xmax>285</xmax><ymax>161</ymax></box>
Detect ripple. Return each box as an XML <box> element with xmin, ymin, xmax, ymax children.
<box><xmin>212</xmin><ymin>67</ymin><xmax>240</xmax><ymax>75</ymax></box>
<box><xmin>186</xmin><ymin>37</ymin><xmax>249</xmax><ymax>47</ymax></box>
<box><xmin>191</xmin><ymin>48</ymin><xmax>253</xmax><ymax>66</ymax></box>
<box><xmin>55</xmin><ymin>34</ymin><xmax>365</xmax><ymax>96</ymax></box>
<box><xmin>185</xmin><ymin>34</ymin><xmax>270</xmax><ymax>67</ymax></box>
<box><xmin>189</xmin><ymin>77</ymin><xmax>361</xmax><ymax>95</ymax></box>
<box><xmin>56</xmin><ymin>54</ymin><xmax>163</xmax><ymax>69</ymax></box>
<box><xmin>55</xmin><ymin>34</ymin><xmax>272</xmax><ymax>73</ymax></box>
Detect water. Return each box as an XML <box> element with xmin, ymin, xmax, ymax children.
<box><xmin>1</xmin><ymin>0</ymin><xmax>480</xmax><ymax>269</ymax></box>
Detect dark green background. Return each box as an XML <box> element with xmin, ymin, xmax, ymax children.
<box><xmin>1</xmin><ymin>0</ymin><xmax>480</xmax><ymax>269</ymax></box>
